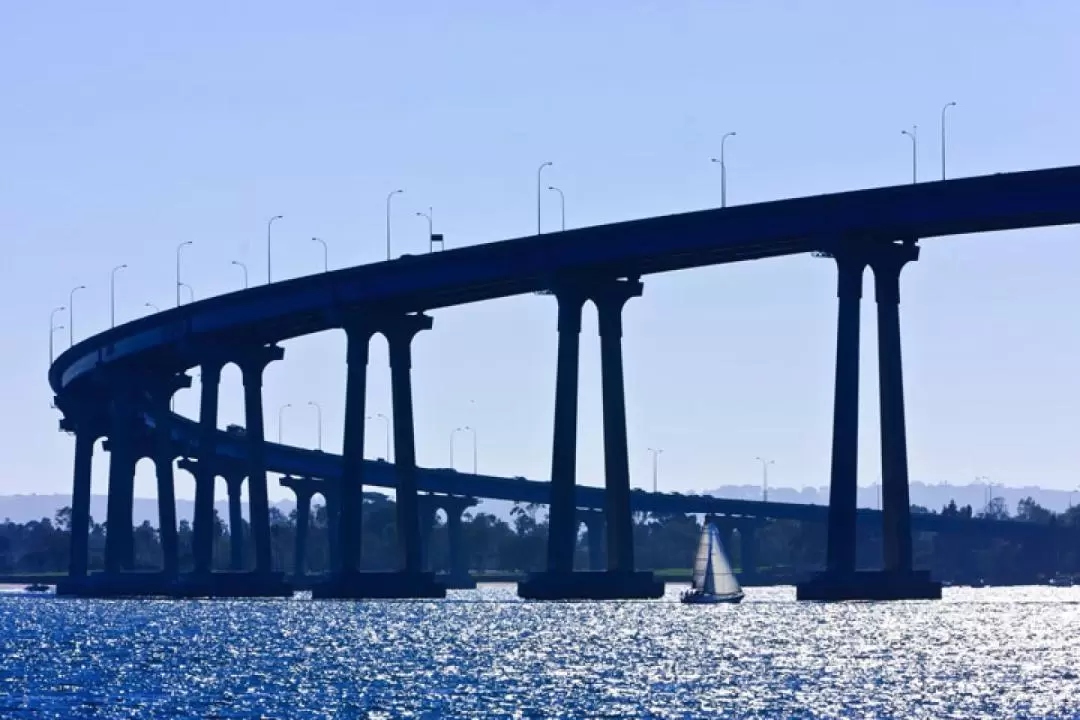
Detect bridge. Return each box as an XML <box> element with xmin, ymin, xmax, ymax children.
<box><xmin>50</xmin><ymin>166</ymin><xmax>1080</xmax><ymax>600</ymax></box>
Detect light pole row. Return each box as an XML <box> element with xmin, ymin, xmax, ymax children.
<box><xmin>450</xmin><ymin>426</ymin><xmax>478</xmax><ymax>474</ymax></box>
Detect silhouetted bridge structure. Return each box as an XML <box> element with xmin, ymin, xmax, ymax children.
<box><xmin>50</xmin><ymin>166</ymin><xmax>1080</xmax><ymax>600</ymax></box>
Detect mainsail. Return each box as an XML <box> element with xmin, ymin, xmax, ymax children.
<box><xmin>691</xmin><ymin>523</ymin><xmax>742</xmax><ymax>597</ymax></box>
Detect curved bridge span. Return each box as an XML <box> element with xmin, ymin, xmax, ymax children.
<box><xmin>49</xmin><ymin>167</ymin><xmax>1080</xmax><ymax>599</ymax></box>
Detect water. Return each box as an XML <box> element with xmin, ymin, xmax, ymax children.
<box><xmin>1</xmin><ymin>584</ymin><xmax>1078</xmax><ymax>718</ymax></box>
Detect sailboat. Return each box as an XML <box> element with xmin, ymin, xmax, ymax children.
<box><xmin>681</xmin><ymin>522</ymin><xmax>744</xmax><ymax>604</ymax></box>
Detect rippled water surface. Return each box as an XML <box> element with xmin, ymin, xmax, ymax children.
<box><xmin>1</xmin><ymin>584</ymin><xmax>1078</xmax><ymax>718</ymax></box>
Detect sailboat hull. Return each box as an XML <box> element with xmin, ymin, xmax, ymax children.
<box><xmin>680</xmin><ymin>590</ymin><xmax>744</xmax><ymax>605</ymax></box>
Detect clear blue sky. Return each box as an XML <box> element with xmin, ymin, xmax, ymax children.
<box><xmin>3</xmin><ymin>2</ymin><xmax>1080</xmax><ymax>507</ymax></box>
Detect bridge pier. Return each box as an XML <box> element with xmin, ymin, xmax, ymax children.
<box><xmin>193</xmin><ymin>359</ymin><xmax>224</xmax><ymax>576</ymax></box>
<box><xmin>443</xmin><ymin>497</ymin><xmax>477</xmax><ymax>588</ymax></box>
<box><xmin>578</xmin><ymin>509</ymin><xmax>606</xmax><ymax>571</ymax></box>
<box><xmin>104</xmin><ymin>385</ymin><xmax>137</xmax><ymax>575</ymax></box>
<box><xmin>520</xmin><ymin>279</ymin><xmax>662</xmax><ymax>600</ymax></box>
<box><xmin>286</xmin><ymin>479</ymin><xmax>314</xmax><ymax>581</ymax></box>
<box><xmin>149</xmin><ymin>374</ymin><xmax>189</xmax><ymax>579</ymax></box>
<box><xmin>236</xmin><ymin>345</ymin><xmax>284</xmax><ymax>577</ymax></box>
<box><xmin>224</xmin><ymin>472</ymin><xmax>246</xmax><ymax>571</ymax></box>
<box><xmin>798</xmin><ymin>242</ymin><xmax>940</xmax><ymax>601</ymax></box>
<box><xmin>314</xmin><ymin>313</ymin><xmax>444</xmax><ymax>599</ymax></box>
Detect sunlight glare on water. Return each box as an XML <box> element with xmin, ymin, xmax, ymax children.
<box><xmin>0</xmin><ymin>585</ymin><xmax>1078</xmax><ymax>718</ymax></box>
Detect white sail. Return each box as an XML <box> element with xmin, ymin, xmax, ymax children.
<box><xmin>691</xmin><ymin>523</ymin><xmax>712</xmax><ymax>590</ymax></box>
<box><xmin>707</xmin><ymin>525</ymin><xmax>742</xmax><ymax>597</ymax></box>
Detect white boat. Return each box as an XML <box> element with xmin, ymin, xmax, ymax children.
<box><xmin>681</xmin><ymin>522</ymin><xmax>744</xmax><ymax>604</ymax></box>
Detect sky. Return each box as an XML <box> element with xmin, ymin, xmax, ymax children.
<box><xmin>3</xmin><ymin>2</ymin><xmax>1080</xmax><ymax>508</ymax></box>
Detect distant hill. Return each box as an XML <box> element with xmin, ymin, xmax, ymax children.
<box><xmin>1</xmin><ymin>481</ymin><xmax>1074</xmax><ymax>526</ymax></box>
<box><xmin>701</xmin><ymin>481</ymin><xmax>1078</xmax><ymax>514</ymax></box>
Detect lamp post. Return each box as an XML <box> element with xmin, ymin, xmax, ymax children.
<box><xmin>178</xmin><ymin>283</ymin><xmax>194</xmax><ymax>304</ymax></box>
<box><xmin>537</xmin><ymin>161</ymin><xmax>553</xmax><ymax>234</ymax></box>
<box><xmin>231</xmin><ymin>260</ymin><xmax>248</xmax><ymax>289</ymax></box>
<box><xmin>176</xmin><ymin>241</ymin><xmax>192</xmax><ymax>307</ymax></box>
<box><xmin>49</xmin><ymin>306</ymin><xmax>65</xmax><ymax>363</ymax></box>
<box><xmin>755</xmin><ymin>456</ymin><xmax>774</xmax><ymax>502</ymax></box>
<box><xmin>901</xmin><ymin>125</ymin><xmax>918</xmax><ymax>184</ymax></box>
<box><xmin>941</xmin><ymin>101</ymin><xmax>957</xmax><ymax>180</ymax></box>
<box><xmin>110</xmin><ymin>264</ymin><xmax>127</xmax><ymax>328</ymax></box>
<box><xmin>68</xmin><ymin>285</ymin><xmax>85</xmax><ymax>347</ymax></box>
<box><xmin>144</xmin><ymin>302</ymin><xmax>159</xmax><ymax>314</ymax></box>
<box><xmin>307</xmin><ymin>401</ymin><xmax>323</xmax><ymax>451</ymax></box>
<box><xmin>463</xmin><ymin>425</ymin><xmax>477</xmax><ymax>474</ymax></box>
<box><xmin>647</xmin><ymin>448</ymin><xmax>663</xmax><ymax>493</ymax></box>
<box><xmin>450</xmin><ymin>427</ymin><xmax>466</xmax><ymax>470</ymax></box>
<box><xmin>416</xmin><ymin>207</ymin><xmax>434</xmax><ymax>251</ymax></box>
<box><xmin>267</xmin><ymin>215</ymin><xmax>283</xmax><ymax>284</ymax></box>
<box><xmin>709</xmin><ymin>131</ymin><xmax>737</xmax><ymax>208</ymax></box>
<box><xmin>367</xmin><ymin>413</ymin><xmax>391</xmax><ymax>461</ymax></box>
<box><xmin>547</xmin><ymin>186</ymin><xmax>565</xmax><ymax>231</ymax></box>
<box><xmin>311</xmin><ymin>237</ymin><xmax>328</xmax><ymax>272</ymax></box>
<box><xmin>278</xmin><ymin>403</ymin><xmax>292</xmax><ymax>444</ymax></box>
<box><xmin>386</xmin><ymin>190</ymin><xmax>403</xmax><ymax>261</ymax></box>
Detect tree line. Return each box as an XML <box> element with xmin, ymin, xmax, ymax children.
<box><xmin>2</xmin><ymin>495</ymin><xmax>1078</xmax><ymax>584</ymax></box>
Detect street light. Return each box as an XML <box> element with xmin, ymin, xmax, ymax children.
<box><xmin>901</xmin><ymin>125</ymin><xmax>918</xmax><ymax>184</ymax></box>
<box><xmin>710</xmin><ymin>131</ymin><xmax>737</xmax><ymax>208</ymax></box>
<box><xmin>68</xmin><ymin>285</ymin><xmax>85</xmax><ymax>347</ymax></box>
<box><xmin>178</xmin><ymin>282</ymin><xmax>195</xmax><ymax>304</ymax></box>
<box><xmin>110</xmin><ymin>264</ymin><xmax>127</xmax><ymax>328</ymax></box>
<box><xmin>176</xmin><ymin>241</ymin><xmax>193</xmax><ymax>307</ymax></box>
<box><xmin>278</xmin><ymin>403</ymin><xmax>292</xmax><ymax>444</ymax></box>
<box><xmin>547</xmin><ymin>186</ymin><xmax>565</xmax><ymax>231</ymax></box>
<box><xmin>231</xmin><ymin>260</ymin><xmax>248</xmax><ymax>289</ymax></box>
<box><xmin>537</xmin><ymin>161</ymin><xmax>553</xmax><ymax>234</ymax></box>
<box><xmin>941</xmin><ymin>101</ymin><xmax>957</xmax><ymax>180</ymax></box>
<box><xmin>312</xmin><ymin>237</ymin><xmax>328</xmax><ymax>272</ymax></box>
<box><xmin>144</xmin><ymin>302</ymin><xmax>160</xmax><ymax>314</ymax></box>
<box><xmin>755</xmin><ymin>456</ymin><xmax>775</xmax><ymax>502</ymax></box>
<box><xmin>647</xmin><ymin>448</ymin><xmax>663</xmax><ymax>493</ymax></box>
<box><xmin>49</xmin><ymin>306</ymin><xmax>65</xmax><ymax>363</ymax></box>
<box><xmin>450</xmin><ymin>426</ymin><xmax>466</xmax><ymax>470</ymax></box>
<box><xmin>267</xmin><ymin>215</ymin><xmax>283</xmax><ymax>284</ymax></box>
<box><xmin>307</xmin><ymin>401</ymin><xmax>323</xmax><ymax>451</ymax></box>
<box><xmin>367</xmin><ymin>413</ymin><xmax>391</xmax><ymax>461</ymax></box>
<box><xmin>386</xmin><ymin>190</ymin><xmax>404</xmax><ymax>261</ymax></box>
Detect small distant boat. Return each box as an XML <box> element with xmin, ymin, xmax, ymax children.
<box><xmin>23</xmin><ymin>583</ymin><xmax>50</xmax><ymax>593</ymax></box>
<box><xmin>681</xmin><ymin>522</ymin><xmax>744</xmax><ymax>604</ymax></box>
<box><xmin>1048</xmin><ymin>576</ymin><xmax>1074</xmax><ymax>588</ymax></box>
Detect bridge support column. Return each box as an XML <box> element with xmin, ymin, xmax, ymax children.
<box><xmin>872</xmin><ymin>243</ymin><xmax>917</xmax><ymax>573</ymax></box>
<box><xmin>292</xmin><ymin>483</ymin><xmax>313</xmax><ymax>582</ymax></box>
<box><xmin>443</xmin><ymin>497</ymin><xmax>478</xmax><ymax>589</ymax></box>
<box><xmin>798</xmin><ymin>242</ymin><xmax>940</xmax><ymax>601</ymax></box>
<box><xmin>545</xmin><ymin>290</ymin><xmax>586</xmax><ymax>575</ymax></box>
<box><xmin>579</xmin><ymin>510</ymin><xmax>606</xmax><ymax>571</ymax></box>
<box><xmin>325</xmin><ymin>482</ymin><xmax>341</xmax><ymax>573</ymax></box>
<box><xmin>225</xmin><ymin>473</ymin><xmax>245</xmax><ymax>571</ymax></box>
<box><xmin>150</xmin><ymin>374</ymin><xmax>189</xmax><ymax>579</ymax></box>
<box><xmin>104</xmin><ymin>388</ymin><xmax>136</xmax><ymax>575</ymax></box>
<box><xmin>385</xmin><ymin>314</ymin><xmax>431</xmax><ymax>576</ymax></box>
<box><xmin>194</xmin><ymin>360</ymin><xmax>223</xmax><ymax>576</ymax></box>
<box><xmin>67</xmin><ymin>420</ymin><xmax>98</xmax><ymax>579</ymax></box>
<box><xmin>432</xmin><ymin>498</ymin><xmax>479</xmax><ymax>587</ymax></box>
<box><xmin>519</xmin><ymin>278</ymin><xmax>662</xmax><ymax>600</ymax></box>
<box><xmin>314</xmin><ymin>314</ymin><xmax>443</xmax><ymax>599</ymax></box>
<box><xmin>736</xmin><ymin>521</ymin><xmax>760</xmax><ymax>578</ymax></box>
<box><xmin>338</xmin><ymin>323</ymin><xmax>374</xmax><ymax>576</ymax></box>
<box><xmin>824</xmin><ymin>251</ymin><xmax>864</xmax><ymax>575</ymax></box>
<box><xmin>595</xmin><ymin>279</ymin><xmax>642</xmax><ymax>574</ymax></box>
<box><xmin>237</xmin><ymin>345</ymin><xmax>284</xmax><ymax>576</ymax></box>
